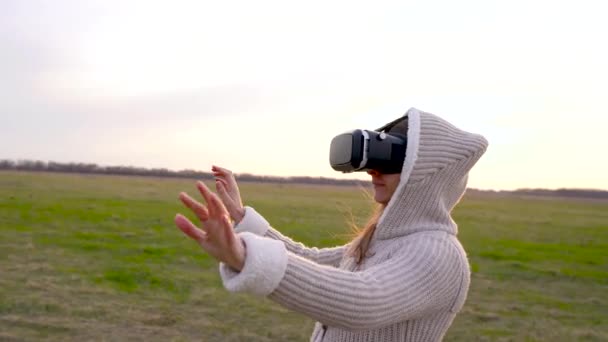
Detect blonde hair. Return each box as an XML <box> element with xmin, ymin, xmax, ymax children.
<box><xmin>348</xmin><ymin>204</ymin><xmax>386</xmax><ymax>265</ymax></box>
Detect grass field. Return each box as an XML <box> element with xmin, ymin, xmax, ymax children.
<box><xmin>0</xmin><ymin>171</ymin><xmax>607</xmax><ymax>341</ymax></box>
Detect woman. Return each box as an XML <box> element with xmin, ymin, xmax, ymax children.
<box><xmin>175</xmin><ymin>107</ymin><xmax>488</xmax><ymax>341</ymax></box>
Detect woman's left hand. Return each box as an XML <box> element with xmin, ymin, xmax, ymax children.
<box><xmin>174</xmin><ymin>181</ymin><xmax>246</xmax><ymax>271</ymax></box>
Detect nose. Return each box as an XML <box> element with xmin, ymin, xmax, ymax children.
<box><xmin>367</xmin><ymin>169</ymin><xmax>381</xmax><ymax>177</ymax></box>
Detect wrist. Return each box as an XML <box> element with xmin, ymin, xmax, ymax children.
<box><xmin>234</xmin><ymin>207</ymin><xmax>245</xmax><ymax>224</ymax></box>
<box><xmin>230</xmin><ymin>236</ymin><xmax>247</xmax><ymax>271</ymax></box>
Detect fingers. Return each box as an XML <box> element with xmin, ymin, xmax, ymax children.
<box><xmin>196</xmin><ymin>181</ymin><xmax>227</xmax><ymax>216</ymax></box>
<box><xmin>211</xmin><ymin>166</ymin><xmax>230</xmax><ymax>184</ymax></box>
<box><xmin>211</xmin><ymin>165</ymin><xmax>232</xmax><ymax>177</ymax></box>
<box><xmin>215</xmin><ymin>177</ymin><xmax>228</xmax><ymax>187</ymax></box>
<box><xmin>174</xmin><ymin>214</ymin><xmax>207</xmax><ymax>243</ymax></box>
<box><xmin>221</xmin><ymin>213</ymin><xmax>236</xmax><ymax>244</ymax></box>
<box><xmin>212</xmin><ymin>165</ymin><xmax>239</xmax><ymax>191</ymax></box>
<box><xmin>215</xmin><ymin>179</ymin><xmax>236</xmax><ymax>207</ymax></box>
<box><xmin>215</xmin><ymin>178</ymin><xmax>230</xmax><ymax>196</ymax></box>
<box><xmin>179</xmin><ymin>192</ymin><xmax>209</xmax><ymax>221</ymax></box>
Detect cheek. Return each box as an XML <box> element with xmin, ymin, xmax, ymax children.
<box><xmin>388</xmin><ymin>184</ymin><xmax>398</xmax><ymax>197</ymax></box>
<box><xmin>389</xmin><ymin>180</ymin><xmax>401</xmax><ymax>196</ymax></box>
<box><xmin>374</xmin><ymin>187</ymin><xmax>390</xmax><ymax>203</ymax></box>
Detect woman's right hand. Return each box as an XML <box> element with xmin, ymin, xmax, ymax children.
<box><xmin>212</xmin><ymin>165</ymin><xmax>246</xmax><ymax>224</ymax></box>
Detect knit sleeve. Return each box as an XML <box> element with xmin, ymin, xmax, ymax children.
<box><xmin>219</xmin><ymin>232</ymin><xmax>465</xmax><ymax>331</ymax></box>
<box><xmin>234</xmin><ymin>206</ymin><xmax>347</xmax><ymax>267</ymax></box>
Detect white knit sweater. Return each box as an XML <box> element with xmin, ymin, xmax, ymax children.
<box><xmin>219</xmin><ymin>108</ymin><xmax>488</xmax><ymax>342</ymax></box>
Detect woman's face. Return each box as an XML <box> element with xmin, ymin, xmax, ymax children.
<box><xmin>367</xmin><ymin>170</ymin><xmax>401</xmax><ymax>204</ymax></box>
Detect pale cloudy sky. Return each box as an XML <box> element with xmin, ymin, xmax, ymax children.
<box><xmin>1</xmin><ymin>0</ymin><xmax>607</xmax><ymax>191</ymax></box>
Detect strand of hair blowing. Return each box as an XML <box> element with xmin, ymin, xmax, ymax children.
<box><xmin>349</xmin><ymin>204</ymin><xmax>386</xmax><ymax>265</ymax></box>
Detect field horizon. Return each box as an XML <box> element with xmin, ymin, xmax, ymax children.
<box><xmin>3</xmin><ymin>160</ymin><xmax>608</xmax><ymax>195</ymax></box>
<box><xmin>1</xmin><ymin>171</ymin><xmax>606</xmax><ymax>341</ymax></box>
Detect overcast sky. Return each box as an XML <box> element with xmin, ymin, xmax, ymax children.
<box><xmin>1</xmin><ymin>0</ymin><xmax>607</xmax><ymax>190</ymax></box>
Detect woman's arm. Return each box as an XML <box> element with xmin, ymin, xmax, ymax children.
<box><xmin>219</xmin><ymin>232</ymin><xmax>466</xmax><ymax>331</ymax></box>
<box><xmin>236</xmin><ymin>206</ymin><xmax>348</xmax><ymax>267</ymax></box>
<box><xmin>173</xmin><ymin>182</ymin><xmax>466</xmax><ymax>330</ymax></box>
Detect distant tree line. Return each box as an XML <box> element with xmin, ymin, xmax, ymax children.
<box><xmin>509</xmin><ymin>188</ymin><xmax>608</xmax><ymax>200</ymax></box>
<box><xmin>466</xmin><ymin>188</ymin><xmax>608</xmax><ymax>200</ymax></box>
<box><xmin>2</xmin><ymin>159</ymin><xmax>607</xmax><ymax>199</ymax></box>
<box><xmin>0</xmin><ymin>159</ymin><xmax>369</xmax><ymax>187</ymax></box>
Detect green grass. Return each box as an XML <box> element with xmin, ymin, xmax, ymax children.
<box><xmin>0</xmin><ymin>171</ymin><xmax>606</xmax><ymax>341</ymax></box>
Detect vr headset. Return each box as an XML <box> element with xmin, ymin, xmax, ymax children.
<box><xmin>329</xmin><ymin>116</ymin><xmax>407</xmax><ymax>174</ymax></box>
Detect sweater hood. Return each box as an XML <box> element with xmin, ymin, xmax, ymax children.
<box><xmin>375</xmin><ymin>108</ymin><xmax>488</xmax><ymax>240</ymax></box>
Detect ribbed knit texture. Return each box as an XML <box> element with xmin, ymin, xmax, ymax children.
<box><xmin>219</xmin><ymin>107</ymin><xmax>488</xmax><ymax>342</ymax></box>
<box><xmin>265</xmin><ymin>227</ymin><xmax>349</xmax><ymax>267</ymax></box>
<box><xmin>234</xmin><ymin>207</ymin><xmax>348</xmax><ymax>267</ymax></box>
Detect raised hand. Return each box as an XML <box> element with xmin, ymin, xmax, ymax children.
<box><xmin>175</xmin><ymin>181</ymin><xmax>246</xmax><ymax>271</ymax></box>
<box><xmin>212</xmin><ymin>165</ymin><xmax>245</xmax><ymax>224</ymax></box>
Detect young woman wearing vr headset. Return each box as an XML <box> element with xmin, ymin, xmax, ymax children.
<box><xmin>175</xmin><ymin>107</ymin><xmax>488</xmax><ymax>341</ymax></box>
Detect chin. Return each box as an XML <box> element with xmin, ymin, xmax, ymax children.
<box><xmin>374</xmin><ymin>193</ymin><xmax>389</xmax><ymax>204</ymax></box>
